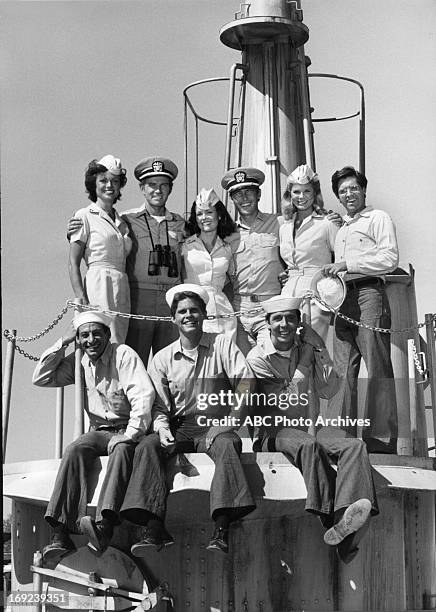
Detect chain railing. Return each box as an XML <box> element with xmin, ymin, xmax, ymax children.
<box><xmin>3</xmin><ymin>294</ymin><xmax>436</xmax><ymax>367</ymax></box>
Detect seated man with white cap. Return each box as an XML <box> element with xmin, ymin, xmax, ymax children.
<box><xmin>119</xmin><ymin>283</ymin><xmax>256</xmax><ymax>555</ymax></box>
<box><xmin>246</xmin><ymin>296</ymin><xmax>378</xmax><ymax>562</ymax></box>
<box><xmin>32</xmin><ymin>311</ymin><xmax>155</xmax><ymax>560</ymax></box>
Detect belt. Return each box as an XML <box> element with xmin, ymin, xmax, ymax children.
<box><xmin>287</xmin><ymin>266</ymin><xmax>319</xmax><ymax>277</ymax></box>
<box><xmin>235</xmin><ymin>293</ymin><xmax>277</xmax><ymax>303</ymax></box>
<box><xmin>345</xmin><ymin>277</ymin><xmax>383</xmax><ymax>290</ymax></box>
<box><xmin>93</xmin><ymin>423</ymin><xmax>127</xmax><ymax>433</ymax></box>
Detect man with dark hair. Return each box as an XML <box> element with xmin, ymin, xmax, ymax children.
<box><xmin>247</xmin><ymin>296</ymin><xmax>378</xmax><ymax>562</ymax></box>
<box><xmin>32</xmin><ymin>311</ymin><xmax>155</xmax><ymax>560</ymax></box>
<box><xmin>120</xmin><ymin>283</ymin><xmax>256</xmax><ymax>555</ymax></box>
<box><xmin>68</xmin><ymin>156</ymin><xmax>185</xmax><ymax>366</ymax></box>
<box><xmin>322</xmin><ymin>166</ymin><xmax>399</xmax><ymax>454</ymax></box>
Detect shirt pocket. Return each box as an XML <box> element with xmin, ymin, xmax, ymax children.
<box><xmin>253</xmin><ymin>233</ymin><xmax>279</xmax><ymax>263</ymax></box>
<box><xmin>107</xmin><ymin>388</ymin><xmax>129</xmax><ymax>413</ymax></box>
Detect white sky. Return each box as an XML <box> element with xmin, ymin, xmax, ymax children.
<box><xmin>2</xmin><ymin>0</ymin><xmax>435</xmax><ymax>489</ymax></box>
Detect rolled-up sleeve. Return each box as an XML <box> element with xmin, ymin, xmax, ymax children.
<box><xmin>117</xmin><ymin>347</ymin><xmax>155</xmax><ymax>440</ymax></box>
<box><xmin>32</xmin><ymin>338</ymin><xmax>75</xmax><ymax>387</ymax></box>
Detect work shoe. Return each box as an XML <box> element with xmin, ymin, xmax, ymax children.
<box><xmin>324</xmin><ymin>499</ymin><xmax>372</xmax><ymax>546</ymax></box>
<box><xmin>206</xmin><ymin>526</ymin><xmax>229</xmax><ymax>553</ymax></box>
<box><xmin>80</xmin><ymin>516</ymin><xmax>113</xmax><ymax>553</ymax></box>
<box><xmin>42</xmin><ymin>530</ymin><xmax>76</xmax><ymax>562</ymax></box>
<box><xmin>130</xmin><ymin>526</ymin><xmax>175</xmax><ymax>557</ymax></box>
<box><xmin>336</xmin><ymin>514</ymin><xmax>371</xmax><ymax>564</ymax></box>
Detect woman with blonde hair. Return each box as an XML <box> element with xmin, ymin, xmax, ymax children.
<box><xmin>279</xmin><ymin>164</ymin><xmax>340</xmax><ymax>341</ymax></box>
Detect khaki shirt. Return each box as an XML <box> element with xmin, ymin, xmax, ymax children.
<box><xmin>71</xmin><ymin>204</ymin><xmax>132</xmax><ymax>271</ymax></box>
<box><xmin>32</xmin><ymin>339</ymin><xmax>155</xmax><ymax>440</ymax></box>
<box><xmin>247</xmin><ymin>333</ymin><xmax>339</xmax><ymax>422</ymax></box>
<box><xmin>225</xmin><ymin>212</ymin><xmax>283</xmax><ymax>297</ymax></box>
<box><xmin>148</xmin><ymin>332</ymin><xmax>253</xmax><ymax>432</ymax></box>
<box><xmin>280</xmin><ymin>213</ymin><xmax>337</xmax><ymax>271</ymax></box>
<box><xmin>122</xmin><ymin>204</ymin><xmax>185</xmax><ymax>288</ymax></box>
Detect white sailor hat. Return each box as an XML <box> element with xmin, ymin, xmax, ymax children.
<box><xmin>221</xmin><ymin>166</ymin><xmax>265</xmax><ymax>193</ymax></box>
<box><xmin>261</xmin><ymin>295</ymin><xmax>302</xmax><ymax>315</ymax></box>
<box><xmin>97</xmin><ymin>155</ymin><xmax>125</xmax><ymax>176</ymax></box>
<box><xmin>287</xmin><ymin>164</ymin><xmax>318</xmax><ymax>186</ymax></box>
<box><xmin>73</xmin><ymin>311</ymin><xmax>112</xmax><ymax>331</ymax></box>
<box><xmin>195</xmin><ymin>187</ymin><xmax>220</xmax><ymax>210</ymax></box>
<box><xmin>134</xmin><ymin>156</ymin><xmax>178</xmax><ymax>182</ymax></box>
<box><xmin>310</xmin><ymin>271</ymin><xmax>346</xmax><ymax>312</ymax></box>
<box><xmin>165</xmin><ymin>283</ymin><xmax>210</xmax><ymax>309</ymax></box>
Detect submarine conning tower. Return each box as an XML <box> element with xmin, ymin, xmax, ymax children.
<box><xmin>220</xmin><ymin>0</ymin><xmax>313</xmax><ymax>214</ymax></box>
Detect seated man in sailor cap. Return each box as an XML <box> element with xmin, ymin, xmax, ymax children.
<box><xmin>32</xmin><ymin>311</ymin><xmax>155</xmax><ymax>560</ymax></box>
<box><xmin>221</xmin><ymin>167</ymin><xmax>284</xmax><ymax>355</ymax></box>
<box><xmin>119</xmin><ymin>283</ymin><xmax>256</xmax><ymax>555</ymax></box>
<box><xmin>68</xmin><ymin>155</ymin><xmax>185</xmax><ymax>367</ymax></box>
<box><xmin>246</xmin><ymin>295</ymin><xmax>378</xmax><ymax>562</ymax></box>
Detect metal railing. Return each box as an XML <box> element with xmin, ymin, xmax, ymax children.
<box><xmin>308</xmin><ymin>73</ymin><xmax>365</xmax><ymax>175</ymax></box>
<box><xmin>183</xmin><ymin>64</ymin><xmax>246</xmax><ymax>215</ymax></box>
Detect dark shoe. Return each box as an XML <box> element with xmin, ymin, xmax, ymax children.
<box><xmin>206</xmin><ymin>527</ymin><xmax>229</xmax><ymax>553</ymax></box>
<box><xmin>80</xmin><ymin>516</ymin><xmax>113</xmax><ymax>553</ymax></box>
<box><xmin>42</xmin><ymin>530</ymin><xmax>76</xmax><ymax>562</ymax></box>
<box><xmin>336</xmin><ymin>515</ymin><xmax>371</xmax><ymax>563</ymax></box>
<box><xmin>318</xmin><ymin>513</ymin><xmax>335</xmax><ymax>530</ymax></box>
<box><xmin>324</xmin><ymin>499</ymin><xmax>371</xmax><ymax>546</ymax></box>
<box><xmin>131</xmin><ymin>527</ymin><xmax>175</xmax><ymax>557</ymax></box>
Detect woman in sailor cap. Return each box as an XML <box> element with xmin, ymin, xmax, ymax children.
<box><xmin>279</xmin><ymin>164</ymin><xmax>343</xmax><ymax>341</ymax></box>
<box><xmin>182</xmin><ymin>188</ymin><xmax>238</xmax><ymax>339</ymax></box>
<box><xmin>68</xmin><ymin>155</ymin><xmax>132</xmax><ymax>343</ymax></box>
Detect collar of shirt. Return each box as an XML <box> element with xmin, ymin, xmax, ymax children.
<box><xmin>81</xmin><ymin>340</ymin><xmax>114</xmax><ymax>369</ymax></box>
<box><xmin>173</xmin><ymin>332</ymin><xmax>211</xmax><ymax>359</ymax></box>
<box><xmin>259</xmin><ymin>333</ymin><xmax>300</xmax><ymax>357</ymax></box>
<box><xmin>237</xmin><ymin>210</ymin><xmax>271</xmax><ymax>230</ymax></box>
<box><xmin>133</xmin><ymin>204</ymin><xmax>176</xmax><ymax>222</ymax></box>
<box><xmin>343</xmin><ymin>205</ymin><xmax>374</xmax><ymax>224</ymax></box>
<box><xmin>185</xmin><ymin>233</ymin><xmax>226</xmax><ymax>251</ymax></box>
<box><xmin>87</xmin><ymin>203</ymin><xmax>123</xmax><ymax>228</ymax></box>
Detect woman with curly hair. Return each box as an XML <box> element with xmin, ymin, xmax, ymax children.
<box><xmin>182</xmin><ymin>188</ymin><xmax>238</xmax><ymax>339</ymax></box>
<box><xmin>69</xmin><ymin>155</ymin><xmax>132</xmax><ymax>343</ymax></box>
<box><xmin>280</xmin><ymin>164</ymin><xmax>339</xmax><ymax>341</ymax></box>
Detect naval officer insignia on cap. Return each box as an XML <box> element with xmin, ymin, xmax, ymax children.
<box><xmin>152</xmin><ymin>160</ymin><xmax>164</xmax><ymax>173</ymax></box>
<box><xmin>221</xmin><ymin>166</ymin><xmax>265</xmax><ymax>193</ymax></box>
<box><xmin>134</xmin><ymin>156</ymin><xmax>179</xmax><ymax>182</ymax></box>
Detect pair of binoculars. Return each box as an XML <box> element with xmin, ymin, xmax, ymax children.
<box><xmin>148</xmin><ymin>244</ymin><xmax>179</xmax><ymax>277</ymax></box>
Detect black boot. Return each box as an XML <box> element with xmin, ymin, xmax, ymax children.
<box><xmin>207</xmin><ymin>526</ymin><xmax>229</xmax><ymax>553</ymax></box>
<box><xmin>130</xmin><ymin>519</ymin><xmax>174</xmax><ymax>556</ymax></box>
<box><xmin>42</xmin><ymin>524</ymin><xmax>76</xmax><ymax>561</ymax></box>
<box><xmin>80</xmin><ymin>516</ymin><xmax>114</xmax><ymax>553</ymax></box>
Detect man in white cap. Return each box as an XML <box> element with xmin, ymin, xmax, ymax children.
<box><xmin>32</xmin><ymin>311</ymin><xmax>155</xmax><ymax>560</ymax></box>
<box><xmin>120</xmin><ymin>284</ymin><xmax>255</xmax><ymax>555</ymax></box>
<box><xmin>221</xmin><ymin>166</ymin><xmax>284</xmax><ymax>355</ymax></box>
<box><xmin>246</xmin><ymin>296</ymin><xmax>378</xmax><ymax>562</ymax></box>
<box><xmin>322</xmin><ymin>166</ymin><xmax>399</xmax><ymax>454</ymax></box>
<box><xmin>68</xmin><ymin>155</ymin><xmax>185</xmax><ymax>367</ymax></box>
